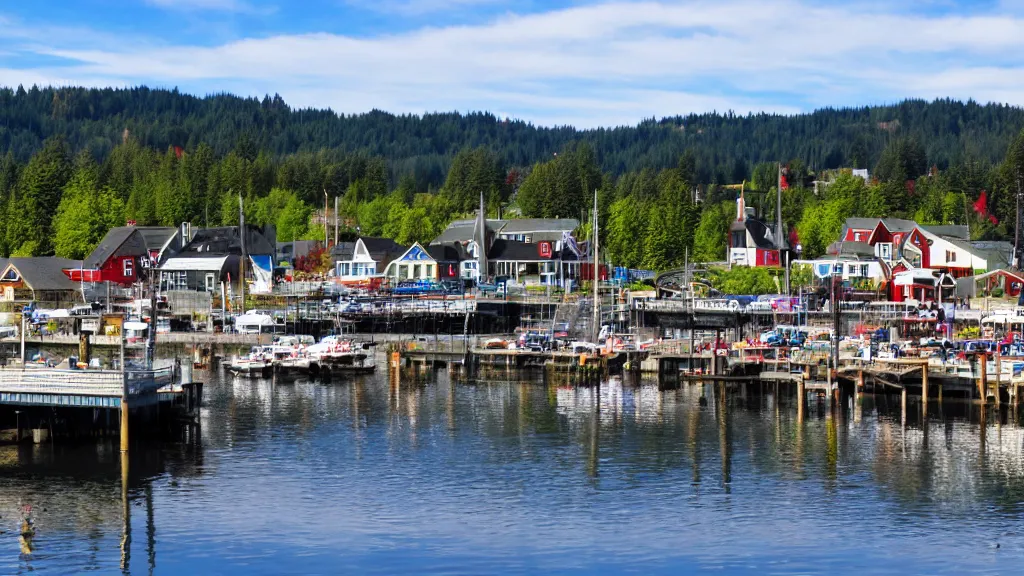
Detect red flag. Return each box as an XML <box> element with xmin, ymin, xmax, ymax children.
<box><xmin>780</xmin><ymin>174</ymin><xmax>789</xmax><ymax>190</ymax></box>
<box><xmin>973</xmin><ymin>190</ymin><xmax>988</xmax><ymax>216</ymax></box>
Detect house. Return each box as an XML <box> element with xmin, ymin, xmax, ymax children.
<box><xmin>158</xmin><ymin>226</ymin><xmax>275</xmax><ymax>294</ymax></box>
<box><xmin>0</xmin><ymin>258</ymin><xmax>85</xmax><ymax>309</ymax></box>
<box><xmin>427</xmin><ymin>243</ymin><xmax>469</xmax><ymax>281</ymax></box>
<box><xmin>796</xmin><ymin>242</ymin><xmax>888</xmax><ymax>287</ymax></box>
<box><xmin>332</xmin><ymin>237</ymin><xmax>405</xmax><ymax>287</ymax></box>
<box><xmin>968</xmin><ymin>268</ymin><xmax>1024</xmax><ymax>299</ymax></box>
<box><xmin>431</xmin><ymin>214</ymin><xmax>580</xmax><ymax>282</ymax></box>
<box><xmin>486</xmin><ymin>239</ymin><xmax>583</xmax><ymax>285</ymax></box>
<box><xmin>277</xmin><ymin>240</ymin><xmax>319</xmax><ymax>267</ymax></box>
<box><xmin>383</xmin><ymin>243</ymin><xmax>438</xmax><ymax>282</ymax></box>
<box><xmin>62</xmin><ymin>226</ymin><xmax>181</xmax><ymax>286</ymax></box>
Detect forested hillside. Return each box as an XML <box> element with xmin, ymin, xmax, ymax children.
<box><xmin>2</xmin><ymin>85</ymin><xmax>1024</xmax><ymax>268</ymax></box>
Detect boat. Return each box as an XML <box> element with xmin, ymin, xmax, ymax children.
<box><xmin>308</xmin><ymin>336</ymin><xmax>375</xmax><ymax>374</ymax></box>
<box><xmin>227</xmin><ymin>346</ymin><xmax>273</xmax><ymax>378</ymax></box>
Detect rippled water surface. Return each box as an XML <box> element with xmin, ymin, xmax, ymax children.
<box><xmin>3</xmin><ymin>366</ymin><xmax>1024</xmax><ymax>575</ymax></box>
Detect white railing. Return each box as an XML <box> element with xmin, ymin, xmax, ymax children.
<box><xmin>0</xmin><ymin>366</ymin><xmax>173</xmax><ymax>397</ymax></box>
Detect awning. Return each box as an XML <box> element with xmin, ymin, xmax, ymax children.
<box><xmin>894</xmin><ymin>269</ymin><xmax>937</xmax><ymax>286</ymax></box>
<box><xmin>160</xmin><ymin>257</ymin><xmax>230</xmax><ymax>272</ymax></box>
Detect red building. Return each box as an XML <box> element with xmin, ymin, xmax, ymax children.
<box><xmin>64</xmin><ymin>227</ymin><xmax>169</xmax><ymax>285</ymax></box>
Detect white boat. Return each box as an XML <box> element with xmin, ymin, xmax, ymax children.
<box><xmin>234</xmin><ymin>311</ymin><xmax>283</xmax><ymax>334</ymax></box>
<box><xmin>227</xmin><ymin>346</ymin><xmax>273</xmax><ymax>378</ymax></box>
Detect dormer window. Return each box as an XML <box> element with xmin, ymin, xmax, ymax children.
<box><xmin>1</xmin><ymin>267</ymin><xmax>20</xmax><ymax>282</ymax></box>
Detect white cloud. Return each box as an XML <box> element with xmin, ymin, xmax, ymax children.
<box><xmin>5</xmin><ymin>0</ymin><xmax>1024</xmax><ymax>127</ymax></box>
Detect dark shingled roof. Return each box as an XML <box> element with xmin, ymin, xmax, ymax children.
<box><xmin>136</xmin><ymin>227</ymin><xmax>177</xmax><ymax>252</ymax></box>
<box><xmin>178</xmin><ymin>226</ymin><xmax>275</xmax><ymax>257</ymax></box>
<box><xmin>426</xmin><ymin>243</ymin><xmax>469</xmax><ymax>262</ymax></box>
<box><xmin>84</xmin><ymin>227</ymin><xmax>149</xmax><ymax>269</ymax></box>
<box><xmin>488</xmin><ymin>239</ymin><xmax>548</xmax><ymax>261</ymax></box>
<box><xmin>6</xmin><ymin>258</ymin><xmax>83</xmax><ymax>291</ymax></box>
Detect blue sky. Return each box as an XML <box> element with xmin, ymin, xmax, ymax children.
<box><xmin>2</xmin><ymin>0</ymin><xmax>1024</xmax><ymax>127</ymax></box>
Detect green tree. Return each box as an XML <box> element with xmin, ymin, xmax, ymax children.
<box><xmin>7</xmin><ymin>136</ymin><xmax>71</xmax><ymax>255</ymax></box>
<box><xmin>693</xmin><ymin>202</ymin><xmax>730</xmax><ymax>262</ymax></box>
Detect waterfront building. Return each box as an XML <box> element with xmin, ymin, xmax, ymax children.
<box><xmin>332</xmin><ymin>237</ymin><xmax>405</xmax><ymax>287</ymax></box>
<box><xmin>158</xmin><ymin>226</ymin><xmax>275</xmax><ymax>294</ymax></box>
<box><xmin>0</xmin><ymin>257</ymin><xmax>85</xmax><ymax>309</ymax></box>
<box><xmin>383</xmin><ymin>243</ymin><xmax>439</xmax><ymax>282</ymax></box>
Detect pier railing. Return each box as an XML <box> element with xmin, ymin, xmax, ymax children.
<box><xmin>0</xmin><ymin>366</ymin><xmax>173</xmax><ymax>398</ymax></box>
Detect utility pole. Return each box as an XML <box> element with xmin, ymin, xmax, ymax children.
<box><xmin>334</xmin><ymin>195</ymin><xmax>339</xmax><ymax>249</ymax></box>
<box><xmin>238</xmin><ymin>193</ymin><xmax>246</xmax><ymax>315</ymax></box>
<box><xmin>324</xmin><ymin>188</ymin><xmax>330</xmax><ymax>248</ymax></box>
<box><xmin>1016</xmin><ymin>174</ymin><xmax>1022</xmax><ymax>269</ymax></box>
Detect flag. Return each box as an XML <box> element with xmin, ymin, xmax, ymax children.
<box><xmin>562</xmin><ymin>231</ymin><xmax>582</xmax><ymax>259</ymax></box>
<box><xmin>780</xmin><ymin>174</ymin><xmax>789</xmax><ymax>190</ymax></box>
<box><xmin>973</xmin><ymin>190</ymin><xmax>999</xmax><ymax>225</ymax></box>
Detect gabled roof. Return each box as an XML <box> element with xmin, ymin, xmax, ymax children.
<box><xmin>136</xmin><ymin>227</ymin><xmax>177</xmax><ymax>252</ymax></box>
<box><xmin>844</xmin><ymin>217</ymin><xmax>881</xmax><ymax>230</ymax></box>
<box><xmin>827</xmin><ymin>241</ymin><xmax>874</xmax><ymax>257</ymax></box>
<box><xmin>973</xmin><ymin>267</ymin><xmax>1024</xmax><ymax>283</ymax></box>
<box><xmin>744</xmin><ymin>219</ymin><xmax>779</xmax><ymax>250</ymax></box>
<box><xmin>499</xmin><ymin>218</ymin><xmax>579</xmax><ymax>234</ymax></box>
<box><xmin>427</xmin><ymin>243</ymin><xmax>468</xmax><ymax>262</ymax></box>
<box><xmin>488</xmin><ymin>239</ymin><xmax>550</xmax><ymax>261</ymax></box>
<box><xmin>431</xmin><ymin>219</ymin><xmax>503</xmax><ymax>244</ymax></box>
<box><xmin>922</xmin><ymin>225</ymin><xmax>970</xmax><ymax>240</ymax></box>
<box><xmin>176</xmin><ymin>226</ymin><xmax>274</xmax><ymax>258</ymax></box>
<box><xmin>4</xmin><ymin>258</ymin><xmax>83</xmax><ymax>291</ymax></box>
<box><xmin>84</xmin><ymin>227</ymin><xmax>149</xmax><ymax>269</ymax></box>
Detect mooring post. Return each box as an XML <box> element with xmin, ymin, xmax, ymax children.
<box><xmin>901</xmin><ymin>386</ymin><xmax>908</xmax><ymax>428</ymax></box>
<box><xmin>921</xmin><ymin>363</ymin><xmax>928</xmax><ymax>421</ymax></box>
<box><xmin>979</xmin><ymin>352</ymin><xmax>988</xmax><ymax>402</ymax></box>
<box><xmin>797</xmin><ymin>379</ymin><xmax>805</xmax><ymax>422</ymax></box>
<box><xmin>120</xmin><ymin>314</ymin><xmax>128</xmax><ymax>454</ymax></box>
<box><xmin>996</xmin><ymin>353</ymin><xmax>1003</xmax><ymax>407</ymax></box>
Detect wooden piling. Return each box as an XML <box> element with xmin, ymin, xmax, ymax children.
<box><xmin>996</xmin><ymin>354</ymin><xmax>1002</xmax><ymax>407</ymax></box>
<box><xmin>979</xmin><ymin>352</ymin><xmax>988</xmax><ymax>402</ymax></box>
<box><xmin>901</xmin><ymin>386</ymin><xmax>907</xmax><ymax>427</ymax></box>
<box><xmin>921</xmin><ymin>363</ymin><xmax>928</xmax><ymax>421</ymax></box>
<box><xmin>797</xmin><ymin>379</ymin><xmax>805</xmax><ymax>422</ymax></box>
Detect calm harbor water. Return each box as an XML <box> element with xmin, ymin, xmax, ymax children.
<box><xmin>2</xmin><ymin>367</ymin><xmax>1024</xmax><ymax>575</ymax></box>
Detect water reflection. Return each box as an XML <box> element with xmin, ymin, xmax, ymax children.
<box><xmin>2</xmin><ymin>366</ymin><xmax>1024</xmax><ymax>574</ymax></box>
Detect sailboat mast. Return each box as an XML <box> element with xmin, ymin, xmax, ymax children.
<box><xmin>592</xmin><ymin>189</ymin><xmax>599</xmax><ymax>345</ymax></box>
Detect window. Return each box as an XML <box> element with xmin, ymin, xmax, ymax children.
<box><xmin>123</xmin><ymin>259</ymin><xmax>134</xmax><ymax>277</ymax></box>
<box><xmin>412</xmin><ymin>264</ymin><xmax>422</xmax><ymax>279</ymax></box>
<box><xmin>854</xmin><ymin>232</ymin><xmax>863</xmax><ymax>242</ymax></box>
<box><xmin>860</xmin><ymin>264</ymin><xmax>869</xmax><ymax>277</ymax></box>
<box><xmin>425</xmin><ymin>264</ymin><xmax>434</xmax><ymax>278</ymax></box>
<box><xmin>205</xmin><ymin>273</ymin><xmax>215</xmax><ymax>292</ymax></box>
<box><xmin>947</xmin><ymin>250</ymin><xmax>957</xmax><ymax>262</ymax></box>
<box><xmin>832</xmin><ymin>263</ymin><xmax>842</xmax><ymax>274</ymax></box>
<box><xmin>340</xmin><ymin>263</ymin><xmax>351</xmax><ymax>276</ymax></box>
<box><xmin>848</xmin><ymin>264</ymin><xmax>857</xmax><ymax>275</ymax></box>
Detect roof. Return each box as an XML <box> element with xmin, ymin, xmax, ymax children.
<box><xmin>431</xmin><ymin>219</ymin><xmax>503</xmax><ymax>244</ymax></box>
<box><xmin>84</xmin><ymin>227</ymin><xmax>148</xmax><ymax>269</ymax></box>
<box><xmin>160</xmin><ymin>256</ymin><xmax>231</xmax><ymax>271</ymax></box>
<box><xmin>881</xmin><ymin>218</ymin><xmax>918</xmax><ymax>233</ymax></box>
<box><xmin>5</xmin><ymin>258</ymin><xmax>83</xmax><ymax>291</ymax></box>
<box><xmin>430</xmin><ymin>218</ymin><xmax>579</xmax><ymax>245</ymax></box>
<box><xmin>330</xmin><ymin>241</ymin><xmax>356</xmax><ymax>260</ymax></box>
<box><xmin>176</xmin><ymin>226</ymin><xmax>274</xmax><ymax>257</ymax></box>
<box><xmin>973</xmin><ymin>267</ymin><xmax>1024</xmax><ymax>283</ymax></box>
<box><xmin>360</xmin><ymin>237</ymin><xmax>405</xmax><ymax>255</ymax></box>
<box><xmin>427</xmin><ymin>243</ymin><xmax>468</xmax><ymax>262</ymax></box>
<box><xmin>488</xmin><ymin>239</ymin><xmax>550</xmax><ymax>261</ymax></box>
<box><xmin>922</xmin><ymin>225</ymin><xmax>970</xmax><ymax>240</ymax></box>
<box><xmin>498</xmin><ymin>218</ymin><xmax>579</xmax><ymax>234</ymax></box>
<box><xmin>844</xmin><ymin>217</ymin><xmax>881</xmax><ymax>230</ymax></box>
<box><xmin>744</xmin><ymin>219</ymin><xmax>778</xmax><ymax>250</ymax></box>
<box><xmin>827</xmin><ymin>241</ymin><xmax>874</xmax><ymax>257</ymax></box>
<box><xmin>136</xmin><ymin>227</ymin><xmax>177</xmax><ymax>251</ymax></box>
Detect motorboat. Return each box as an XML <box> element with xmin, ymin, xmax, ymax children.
<box><xmin>227</xmin><ymin>346</ymin><xmax>273</xmax><ymax>378</ymax></box>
